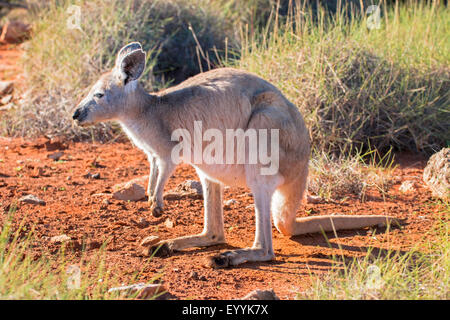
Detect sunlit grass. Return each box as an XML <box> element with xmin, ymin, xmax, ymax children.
<box><xmin>298</xmin><ymin>214</ymin><xmax>449</xmax><ymax>300</ymax></box>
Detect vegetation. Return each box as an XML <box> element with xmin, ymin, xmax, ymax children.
<box><xmin>1</xmin><ymin>0</ymin><xmax>448</xmax><ymax>153</ymax></box>
<box><xmin>299</xmin><ymin>215</ymin><xmax>449</xmax><ymax>300</ymax></box>
<box><xmin>0</xmin><ymin>205</ymin><xmax>162</xmax><ymax>299</ymax></box>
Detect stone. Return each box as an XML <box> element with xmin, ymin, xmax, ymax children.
<box><xmin>113</xmin><ymin>182</ymin><xmax>146</xmax><ymax>201</ymax></box>
<box><xmin>163</xmin><ymin>180</ymin><xmax>203</xmax><ymax>201</ymax></box>
<box><xmin>135</xmin><ymin>217</ymin><xmax>149</xmax><ymax>229</ymax></box>
<box><xmin>50</xmin><ymin>234</ymin><xmax>71</xmax><ymax>244</ymax></box>
<box><xmin>0</xmin><ymin>81</ymin><xmax>13</xmax><ymax>96</ymax></box>
<box><xmin>223</xmin><ymin>199</ymin><xmax>238</xmax><ymax>210</ymax></box>
<box><xmin>0</xmin><ymin>21</ymin><xmax>31</xmax><ymax>44</ymax></box>
<box><xmin>19</xmin><ymin>194</ymin><xmax>46</xmax><ymax>206</ymax></box>
<box><xmin>1</xmin><ymin>94</ymin><xmax>12</xmax><ymax>105</ymax></box>
<box><xmin>84</xmin><ymin>172</ymin><xmax>100</xmax><ymax>179</ymax></box>
<box><xmin>423</xmin><ymin>148</ymin><xmax>449</xmax><ymax>200</ymax></box>
<box><xmin>47</xmin><ymin>151</ymin><xmax>64</xmax><ymax>161</ymax></box>
<box><xmin>399</xmin><ymin>180</ymin><xmax>416</xmax><ymax>193</ymax></box>
<box><xmin>307</xmin><ymin>194</ymin><xmax>324</xmax><ymax>204</ymax></box>
<box><xmin>164</xmin><ymin>218</ymin><xmax>174</xmax><ymax>228</ymax></box>
<box><xmin>240</xmin><ymin>289</ymin><xmax>280</xmax><ymax>300</ymax></box>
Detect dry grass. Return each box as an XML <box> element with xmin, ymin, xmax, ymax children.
<box><xmin>299</xmin><ymin>215</ymin><xmax>449</xmax><ymax>300</ymax></box>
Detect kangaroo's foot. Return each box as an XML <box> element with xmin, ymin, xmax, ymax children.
<box><xmin>148</xmin><ymin>199</ymin><xmax>164</xmax><ymax>217</ymax></box>
<box><xmin>207</xmin><ymin>247</ymin><xmax>275</xmax><ymax>269</ymax></box>
<box><xmin>149</xmin><ymin>233</ymin><xmax>226</xmax><ymax>257</ymax></box>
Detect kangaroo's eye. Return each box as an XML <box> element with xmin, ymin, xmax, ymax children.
<box><xmin>94</xmin><ymin>93</ymin><xmax>104</xmax><ymax>99</ymax></box>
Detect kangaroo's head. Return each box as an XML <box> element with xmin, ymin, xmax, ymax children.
<box><xmin>72</xmin><ymin>42</ymin><xmax>146</xmax><ymax>126</ymax></box>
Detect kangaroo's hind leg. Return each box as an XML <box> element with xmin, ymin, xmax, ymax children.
<box><xmin>207</xmin><ymin>167</ymin><xmax>283</xmax><ymax>268</ymax></box>
<box><xmin>150</xmin><ymin>171</ymin><xmax>226</xmax><ymax>256</ymax></box>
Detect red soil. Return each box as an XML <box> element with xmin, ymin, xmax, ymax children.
<box><xmin>0</xmin><ymin>137</ymin><xmax>445</xmax><ymax>299</ymax></box>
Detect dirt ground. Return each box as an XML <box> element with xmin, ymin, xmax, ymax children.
<box><xmin>0</xmin><ymin>136</ymin><xmax>446</xmax><ymax>299</ymax></box>
<box><xmin>0</xmin><ymin>43</ymin><xmax>447</xmax><ymax>300</ymax></box>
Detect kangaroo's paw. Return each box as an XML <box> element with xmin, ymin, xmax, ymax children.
<box><xmin>207</xmin><ymin>248</ymin><xmax>274</xmax><ymax>269</ymax></box>
<box><xmin>149</xmin><ymin>201</ymin><xmax>164</xmax><ymax>217</ymax></box>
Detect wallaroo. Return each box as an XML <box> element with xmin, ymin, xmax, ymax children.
<box><xmin>73</xmin><ymin>42</ymin><xmax>400</xmax><ymax>268</ymax></box>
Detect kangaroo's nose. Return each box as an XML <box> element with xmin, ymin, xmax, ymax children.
<box><xmin>72</xmin><ymin>108</ymin><xmax>81</xmax><ymax>120</ymax></box>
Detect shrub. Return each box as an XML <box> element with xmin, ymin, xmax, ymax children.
<box><xmin>2</xmin><ymin>0</ymin><xmax>234</xmax><ymax>140</ymax></box>
<box><xmin>231</xmin><ymin>1</ymin><xmax>450</xmax><ymax>154</ymax></box>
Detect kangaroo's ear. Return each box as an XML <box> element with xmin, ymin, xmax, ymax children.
<box><xmin>115</xmin><ymin>42</ymin><xmax>146</xmax><ymax>85</ymax></box>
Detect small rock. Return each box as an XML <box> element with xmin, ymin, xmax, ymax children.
<box><xmin>84</xmin><ymin>172</ymin><xmax>100</xmax><ymax>179</ymax></box>
<box><xmin>19</xmin><ymin>194</ymin><xmax>46</xmax><ymax>206</ymax></box>
<box><xmin>245</xmin><ymin>204</ymin><xmax>255</xmax><ymax>210</ymax></box>
<box><xmin>0</xmin><ymin>21</ymin><xmax>31</xmax><ymax>44</ymax></box>
<box><xmin>399</xmin><ymin>180</ymin><xmax>416</xmax><ymax>193</ymax></box>
<box><xmin>0</xmin><ymin>81</ymin><xmax>13</xmax><ymax>96</ymax></box>
<box><xmin>164</xmin><ymin>218</ymin><xmax>174</xmax><ymax>229</ymax></box>
<box><xmin>108</xmin><ymin>283</ymin><xmax>166</xmax><ymax>299</ymax></box>
<box><xmin>190</xmin><ymin>271</ymin><xmax>199</xmax><ymax>280</ymax></box>
<box><xmin>136</xmin><ymin>217</ymin><xmax>149</xmax><ymax>229</ymax></box>
<box><xmin>50</xmin><ymin>234</ymin><xmax>71</xmax><ymax>244</ymax></box>
<box><xmin>179</xmin><ymin>180</ymin><xmax>203</xmax><ymax>195</ymax></box>
<box><xmin>307</xmin><ymin>194</ymin><xmax>324</xmax><ymax>204</ymax></box>
<box><xmin>102</xmin><ymin>198</ymin><xmax>110</xmax><ymax>205</ymax></box>
<box><xmin>1</xmin><ymin>94</ymin><xmax>12</xmax><ymax>105</ymax></box>
<box><xmin>240</xmin><ymin>289</ymin><xmax>280</xmax><ymax>300</ymax></box>
<box><xmin>113</xmin><ymin>181</ymin><xmax>145</xmax><ymax>201</ymax></box>
<box><xmin>163</xmin><ymin>180</ymin><xmax>203</xmax><ymax>201</ymax></box>
<box><xmin>47</xmin><ymin>151</ymin><xmax>64</xmax><ymax>161</ymax></box>
<box><xmin>223</xmin><ymin>199</ymin><xmax>238</xmax><ymax>210</ymax></box>
<box><xmin>423</xmin><ymin>148</ymin><xmax>449</xmax><ymax>200</ymax></box>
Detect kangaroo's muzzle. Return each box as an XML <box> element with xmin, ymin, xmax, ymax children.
<box><xmin>72</xmin><ymin>107</ymin><xmax>88</xmax><ymax>124</ymax></box>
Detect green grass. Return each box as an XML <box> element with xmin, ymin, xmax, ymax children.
<box><xmin>298</xmin><ymin>215</ymin><xmax>449</xmax><ymax>300</ymax></box>
<box><xmin>229</xmin><ymin>0</ymin><xmax>449</xmax><ymax>154</ymax></box>
<box><xmin>0</xmin><ymin>205</ymin><xmax>162</xmax><ymax>299</ymax></box>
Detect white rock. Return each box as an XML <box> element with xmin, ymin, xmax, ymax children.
<box><xmin>423</xmin><ymin>148</ymin><xmax>449</xmax><ymax>200</ymax></box>
<box><xmin>225</xmin><ymin>199</ymin><xmax>238</xmax><ymax>206</ymax></box>
<box><xmin>0</xmin><ymin>81</ymin><xmax>13</xmax><ymax>96</ymax></box>
<box><xmin>399</xmin><ymin>180</ymin><xmax>416</xmax><ymax>193</ymax></box>
<box><xmin>19</xmin><ymin>194</ymin><xmax>46</xmax><ymax>206</ymax></box>
<box><xmin>164</xmin><ymin>218</ymin><xmax>174</xmax><ymax>228</ymax></box>
<box><xmin>1</xmin><ymin>94</ymin><xmax>12</xmax><ymax>105</ymax></box>
<box><xmin>113</xmin><ymin>182</ymin><xmax>146</xmax><ymax>201</ymax></box>
<box><xmin>50</xmin><ymin>234</ymin><xmax>71</xmax><ymax>244</ymax></box>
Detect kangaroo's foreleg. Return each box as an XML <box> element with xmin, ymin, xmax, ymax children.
<box><xmin>149</xmin><ymin>158</ymin><xmax>174</xmax><ymax>217</ymax></box>
<box><xmin>147</xmin><ymin>155</ymin><xmax>159</xmax><ymax>201</ymax></box>
<box><xmin>150</xmin><ymin>173</ymin><xmax>226</xmax><ymax>256</ymax></box>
